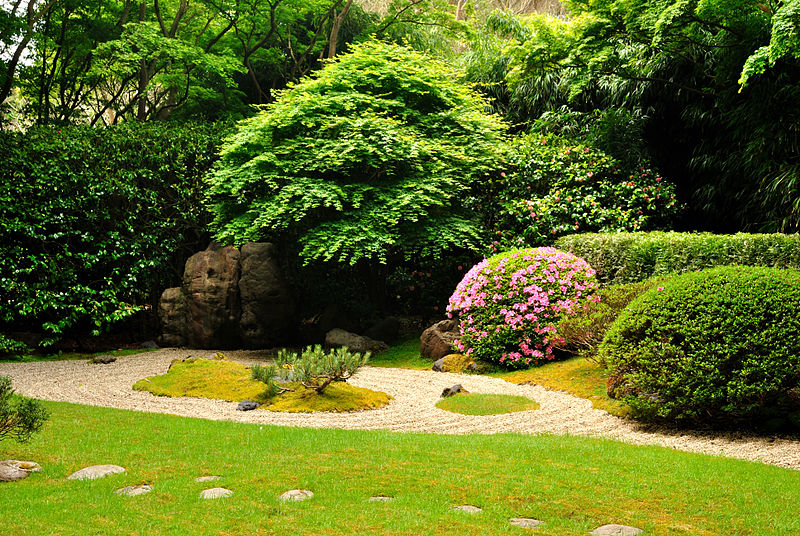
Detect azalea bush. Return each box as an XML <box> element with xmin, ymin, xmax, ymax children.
<box><xmin>494</xmin><ymin>134</ymin><xmax>680</xmax><ymax>249</ymax></box>
<box><xmin>447</xmin><ymin>247</ymin><xmax>599</xmax><ymax>369</ymax></box>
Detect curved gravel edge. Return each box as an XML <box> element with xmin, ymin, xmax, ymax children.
<box><xmin>1</xmin><ymin>348</ymin><xmax>798</xmax><ymax>470</ymax></box>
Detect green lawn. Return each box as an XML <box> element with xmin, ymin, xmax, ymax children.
<box><xmin>369</xmin><ymin>337</ymin><xmax>431</xmax><ymax>369</ymax></box>
<box><xmin>8</xmin><ymin>348</ymin><xmax>155</xmax><ymax>363</ymax></box>
<box><xmin>2</xmin><ymin>402</ymin><xmax>798</xmax><ymax>535</ymax></box>
<box><xmin>435</xmin><ymin>393</ymin><xmax>540</xmax><ymax>415</ymax></box>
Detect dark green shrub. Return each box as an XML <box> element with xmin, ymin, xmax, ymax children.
<box><xmin>555</xmin><ymin>278</ymin><xmax>665</xmax><ymax>361</ymax></box>
<box><xmin>0</xmin><ymin>376</ymin><xmax>48</xmax><ymax>443</ymax></box>
<box><xmin>599</xmin><ymin>266</ymin><xmax>800</xmax><ymax>427</ymax></box>
<box><xmin>0</xmin><ymin>122</ymin><xmax>230</xmax><ymax>347</ymax></box>
<box><xmin>493</xmin><ymin>134</ymin><xmax>680</xmax><ymax>250</ymax></box>
<box><xmin>556</xmin><ymin>232</ymin><xmax>800</xmax><ymax>285</ymax></box>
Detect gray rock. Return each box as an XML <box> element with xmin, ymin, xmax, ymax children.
<box><xmin>368</xmin><ymin>496</ymin><xmax>395</xmax><ymax>502</ymax></box>
<box><xmin>432</xmin><ymin>358</ymin><xmax>445</xmax><ymax>372</ymax></box>
<box><xmin>279</xmin><ymin>489</ymin><xmax>314</xmax><ymax>502</ymax></box>
<box><xmin>195</xmin><ymin>475</ymin><xmax>221</xmax><ymax>483</ymax></box>
<box><xmin>451</xmin><ymin>505</ymin><xmax>482</xmax><ymax>513</ymax></box>
<box><xmin>89</xmin><ymin>355</ymin><xmax>116</xmax><ymax>364</ymax></box>
<box><xmin>510</xmin><ymin>518</ymin><xmax>544</xmax><ymax>529</ymax></box>
<box><xmin>325</xmin><ymin>328</ymin><xmax>388</xmax><ymax>354</ymax></box>
<box><xmin>237</xmin><ymin>400</ymin><xmax>260</xmax><ymax>411</ymax></box>
<box><xmin>67</xmin><ymin>464</ymin><xmax>126</xmax><ymax>480</ymax></box>
<box><xmin>441</xmin><ymin>384</ymin><xmax>467</xmax><ymax>398</ymax></box>
<box><xmin>420</xmin><ymin>319</ymin><xmax>459</xmax><ymax>360</ymax></box>
<box><xmin>590</xmin><ymin>524</ymin><xmax>644</xmax><ymax>536</ymax></box>
<box><xmin>140</xmin><ymin>340</ymin><xmax>160</xmax><ymax>349</ymax></box>
<box><xmin>200</xmin><ymin>487</ymin><xmax>233</xmax><ymax>499</ymax></box>
<box><xmin>157</xmin><ymin>287</ymin><xmax>188</xmax><ymax>348</ymax></box>
<box><xmin>239</xmin><ymin>242</ymin><xmax>295</xmax><ymax>349</ymax></box>
<box><xmin>115</xmin><ymin>485</ymin><xmax>153</xmax><ymax>496</ymax></box>
<box><xmin>0</xmin><ymin>460</ymin><xmax>41</xmax><ymax>482</ymax></box>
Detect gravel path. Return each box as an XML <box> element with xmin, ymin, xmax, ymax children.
<box><xmin>2</xmin><ymin>349</ymin><xmax>799</xmax><ymax>470</ymax></box>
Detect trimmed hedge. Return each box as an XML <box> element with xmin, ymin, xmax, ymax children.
<box><xmin>555</xmin><ymin>232</ymin><xmax>800</xmax><ymax>285</ymax></box>
<box><xmin>599</xmin><ymin>266</ymin><xmax>800</xmax><ymax>427</ymax></box>
<box><xmin>0</xmin><ymin>122</ymin><xmax>231</xmax><ymax>351</ymax></box>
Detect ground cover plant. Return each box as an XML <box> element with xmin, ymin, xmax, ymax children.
<box><xmin>2</xmin><ymin>401</ymin><xmax>799</xmax><ymax>535</ymax></box>
<box><xmin>600</xmin><ymin>266</ymin><xmax>800</xmax><ymax>428</ymax></box>
<box><xmin>447</xmin><ymin>247</ymin><xmax>599</xmax><ymax>368</ymax></box>
<box><xmin>435</xmin><ymin>393</ymin><xmax>540</xmax><ymax>415</ymax></box>
<box><xmin>133</xmin><ymin>356</ymin><xmax>390</xmax><ymax>413</ymax></box>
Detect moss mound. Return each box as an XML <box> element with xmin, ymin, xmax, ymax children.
<box><xmin>435</xmin><ymin>393</ymin><xmax>539</xmax><ymax>416</ymax></box>
<box><xmin>133</xmin><ymin>358</ymin><xmax>269</xmax><ymax>401</ymax></box>
<box><xmin>133</xmin><ymin>357</ymin><xmax>391</xmax><ymax>412</ymax></box>
<box><xmin>261</xmin><ymin>382</ymin><xmax>391</xmax><ymax>413</ymax></box>
<box><xmin>440</xmin><ymin>353</ymin><xmax>475</xmax><ymax>373</ymax></box>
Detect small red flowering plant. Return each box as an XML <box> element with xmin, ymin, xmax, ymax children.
<box><xmin>447</xmin><ymin>247</ymin><xmax>599</xmax><ymax>369</ymax></box>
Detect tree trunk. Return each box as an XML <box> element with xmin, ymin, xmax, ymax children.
<box><xmin>327</xmin><ymin>0</ymin><xmax>353</xmax><ymax>59</ymax></box>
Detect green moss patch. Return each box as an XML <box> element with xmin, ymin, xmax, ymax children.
<box><xmin>133</xmin><ymin>358</ymin><xmax>391</xmax><ymax>412</ymax></box>
<box><xmin>261</xmin><ymin>382</ymin><xmax>392</xmax><ymax>413</ymax></box>
<box><xmin>435</xmin><ymin>393</ymin><xmax>539</xmax><ymax>416</ymax></box>
<box><xmin>133</xmin><ymin>358</ymin><xmax>270</xmax><ymax>402</ymax></box>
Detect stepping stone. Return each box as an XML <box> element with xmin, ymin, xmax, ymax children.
<box><xmin>590</xmin><ymin>524</ymin><xmax>644</xmax><ymax>535</ymax></box>
<box><xmin>0</xmin><ymin>460</ymin><xmax>41</xmax><ymax>482</ymax></box>
<box><xmin>279</xmin><ymin>489</ymin><xmax>314</xmax><ymax>502</ymax></box>
<box><xmin>510</xmin><ymin>518</ymin><xmax>544</xmax><ymax>529</ymax></box>
<box><xmin>67</xmin><ymin>465</ymin><xmax>126</xmax><ymax>480</ymax></box>
<box><xmin>368</xmin><ymin>496</ymin><xmax>395</xmax><ymax>502</ymax></box>
<box><xmin>195</xmin><ymin>475</ymin><xmax>222</xmax><ymax>483</ymax></box>
<box><xmin>200</xmin><ymin>487</ymin><xmax>233</xmax><ymax>499</ymax></box>
<box><xmin>116</xmin><ymin>485</ymin><xmax>153</xmax><ymax>497</ymax></box>
<box><xmin>451</xmin><ymin>505</ymin><xmax>482</xmax><ymax>513</ymax></box>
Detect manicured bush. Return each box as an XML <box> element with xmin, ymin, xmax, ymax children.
<box><xmin>447</xmin><ymin>247</ymin><xmax>599</xmax><ymax>369</ymax></box>
<box><xmin>555</xmin><ymin>232</ymin><xmax>800</xmax><ymax>285</ymax></box>
<box><xmin>0</xmin><ymin>122</ymin><xmax>230</xmax><ymax>348</ymax></box>
<box><xmin>599</xmin><ymin>266</ymin><xmax>800</xmax><ymax>427</ymax></box>
<box><xmin>493</xmin><ymin>134</ymin><xmax>679</xmax><ymax>250</ymax></box>
<box><xmin>555</xmin><ymin>278</ymin><xmax>665</xmax><ymax>360</ymax></box>
<box><xmin>273</xmin><ymin>345</ymin><xmax>370</xmax><ymax>394</ymax></box>
<box><xmin>0</xmin><ymin>376</ymin><xmax>49</xmax><ymax>443</ymax></box>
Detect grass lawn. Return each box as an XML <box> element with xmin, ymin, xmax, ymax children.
<box><xmin>2</xmin><ymin>402</ymin><xmax>799</xmax><ymax>535</ymax></box>
<box><xmin>435</xmin><ymin>393</ymin><xmax>540</xmax><ymax>415</ymax></box>
<box><xmin>369</xmin><ymin>337</ymin><xmax>431</xmax><ymax>369</ymax></box>
<box><xmin>7</xmin><ymin>348</ymin><xmax>155</xmax><ymax>363</ymax></box>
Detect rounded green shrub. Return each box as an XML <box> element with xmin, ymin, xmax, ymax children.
<box><xmin>599</xmin><ymin>266</ymin><xmax>800</xmax><ymax>426</ymax></box>
<box><xmin>447</xmin><ymin>247</ymin><xmax>599</xmax><ymax>369</ymax></box>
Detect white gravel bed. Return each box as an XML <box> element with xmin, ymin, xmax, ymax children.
<box><xmin>1</xmin><ymin>348</ymin><xmax>798</xmax><ymax>470</ymax></box>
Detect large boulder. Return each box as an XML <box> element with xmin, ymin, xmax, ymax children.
<box><xmin>183</xmin><ymin>243</ymin><xmax>241</xmax><ymax>348</ymax></box>
<box><xmin>158</xmin><ymin>242</ymin><xmax>295</xmax><ymax>349</ymax></box>
<box><xmin>238</xmin><ymin>243</ymin><xmax>295</xmax><ymax>348</ymax></box>
<box><xmin>325</xmin><ymin>328</ymin><xmax>388</xmax><ymax>354</ymax></box>
<box><xmin>420</xmin><ymin>319</ymin><xmax>459</xmax><ymax>360</ymax></box>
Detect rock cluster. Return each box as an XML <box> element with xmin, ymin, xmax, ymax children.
<box><xmin>158</xmin><ymin>242</ymin><xmax>294</xmax><ymax>349</ymax></box>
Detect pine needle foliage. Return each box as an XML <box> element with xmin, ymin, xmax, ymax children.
<box><xmin>274</xmin><ymin>345</ymin><xmax>370</xmax><ymax>394</ymax></box>
<box><xmin>0</xmin><ymin>376</ymin><xmax>48</xmax><ymax>443</ymax></box>
<box><xmin>205</xmin><ymin>40</ymin><xmax>508</xmax><ymax>266</ymax></box>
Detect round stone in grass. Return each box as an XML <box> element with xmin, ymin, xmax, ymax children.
<box><xmin>200</xmin><ymin>488</ymin><xmax>233</xmax><ymax>499</ymax></box>
<box><xmin>509</xmin><ymin>518</ymin><xmax>544</xmax><ymax>529</ymax></box>
<box><xmin>67</xmin><ymin>465</ymin><xmax>126</xmax><ymax>480</ymax></box>
<box><xmin>451</xmin><ymin>505</ymin><xmax>482</xmax><ymax>513</ymax></box>
<box><xmin>279</xmin><ymin>489</ymin><xmax>314</xmax><ymax>502</ymax></box>
<box><xmin>435</xmin><ymin>393</ymin><xmax>539</xmax><ymax>416</ymax></box>
<box><xmin>368</xmin><ymin>496</ymin><xmax>395</xmax><ymax>502</ymax></box>
<box><xmin>195</xmin><ymin>475</ymin><xmax>222</xmax><ymax>483</ymax></box>
<box><xmin>116</xmin><ymin>485</ymin><xmax>153</xmax><ymax>497</ymax></box>
<box><xmin>590</xmin><ymin>524</ymin><xmax>643</xmax><ymax>535</ymax></box>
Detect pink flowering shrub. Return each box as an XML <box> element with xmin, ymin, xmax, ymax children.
<box><xmin>447</xmin><ymin>247</ymin><xmax>599</xmax><ymax>369</ymax></box>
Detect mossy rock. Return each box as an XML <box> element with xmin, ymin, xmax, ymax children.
<box><xmin>441</xmin><ymin>353</ymin><xmax>476</xmax><ymax>373</ymax></box>
<box><xmin>134</xmin><ymin>357</ymin><xmax>391</xmax><ymax>412</ymax></box>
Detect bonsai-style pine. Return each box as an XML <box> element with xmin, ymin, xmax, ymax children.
<box><xmin>0</xmin><ymin>376</ymin><xmax>48</xmax><ymax>443</ymax></box>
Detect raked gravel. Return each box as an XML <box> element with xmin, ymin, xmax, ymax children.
<box><xmin>1</xmin><ymin>349</ymin><xmax>798</xmax><ymax>470</ymax></box>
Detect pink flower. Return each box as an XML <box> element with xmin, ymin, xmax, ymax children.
<box><xmin>657</xmin><ymin>287</ymin><xmax>664</xmax><ymax>291</ymax></box>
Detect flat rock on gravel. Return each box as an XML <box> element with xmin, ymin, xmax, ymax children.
<box><xmin>509</xmin><ymin>518</ymin><xmax>544</xmax><ymax>529</ymax></box>
<box><xmin>200</xmin><ymin>487</ymin><xmax>233</xmax><ymax>499</ymax></box>
<box><xmin>590</xmin><ymin>524</ymin><xmax>644</xmax><ymax>535</ymax></box>
<box><xmin>116</xmin><ymin>485</ymin><xmax>153</xmax><ymax>496</ymax></box>
<box><xmin>279</xmin><ymin>489</ymin><xmax>314</xmax><ymax>502</ymax></box>
<box><xmin>67</xmin><ymin>464</ymin><xmax>126</xmax><ymax>480</ymax></box>
<box><xmin>2</xmin><ymin>349</ymin><xmax>799</xmax><ymax>470</ymax></box>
